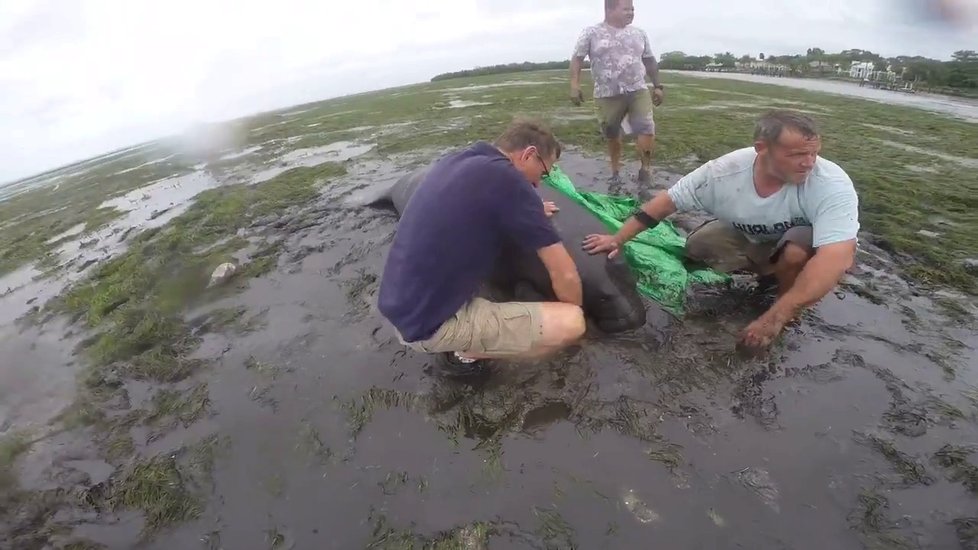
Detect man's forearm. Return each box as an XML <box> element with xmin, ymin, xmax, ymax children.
<box><xmin>614</xmin><ymin>191</ymin><xmax>677</xmax><ymax>245</ymax></box>
<box><xmin>551</xmin><ymin>272</ymin><xmax>583</xmax><ymax>307</ymax></box>
<box><xmin>644</xmin><ymin>57</ymin><xmax>661</xmax><ymax>87</ymax></box>
<box><xmin>769</xmin><ymin>250</ymin><xmax>853</xmax><ymax>323</ymax></box>
<box><xmin>570</xmin><ymin>57</ymin><xmax>583</xmax><ymax>88</ymax></box>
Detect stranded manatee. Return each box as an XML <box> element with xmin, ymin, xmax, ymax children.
<box><xmin>367</xmin><ymin>164</ymin><xmax>647</xmax><ymax>334</ymax></box>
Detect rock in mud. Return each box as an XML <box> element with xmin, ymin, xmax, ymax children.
<box><xmin>208</xmin><ymin>262</ymin><xmax>237</xmax><ymax>287</ymax></box>
<box><xmin>621</xmin><ymin>488</ymin><xmax>660</xmax><ymax>524</ymax></box>
<box><xmin>962</xmin><ymin>258</ymin><xmax>978</xmax><ymax>276</ymax></box>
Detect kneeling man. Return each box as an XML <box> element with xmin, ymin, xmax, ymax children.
<box><xmin>378</xmin><ymin>119</ymin><xmax>586</xmax><ymax>366</ymax></box>
<box><xmin>583</xmin><ymin>110</ymin><xmax>860</xmax><ymax>348</ymax></box>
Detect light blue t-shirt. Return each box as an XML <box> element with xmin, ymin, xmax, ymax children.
<box><xmin>667</xmin><ymin>147</ymin><xmax>860</xmax><ymax>247</ymax></box>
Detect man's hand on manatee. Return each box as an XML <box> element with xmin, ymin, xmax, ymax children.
<box><xmin>582</xmin><ymin>234</ymin><xmax>620</xmax><ymax>259</ymax></box>
<box><xmin>543</xmin><ymin>201</ymin><xmax>559</xmax><ymax>218</ymax></box>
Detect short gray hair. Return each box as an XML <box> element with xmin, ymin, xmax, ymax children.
<box><xmin>754</xmin><ymin>110</ymin><xmax>820</xmax><ymax>144</ymax></box>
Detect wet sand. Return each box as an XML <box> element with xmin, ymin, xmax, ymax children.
<box><xmin>4</xmin><ymin>144</ymin><xmax>975</xmax><ymax>548</ymax></box>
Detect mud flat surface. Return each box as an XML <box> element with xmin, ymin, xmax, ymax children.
<box><xmin>1</xmin><ymin>70</ymin><xmax>977</xmax><ymax>549</ymax></box>
<box><xmin>670</xmin><ymin>70</ymin><xmax>978</xmax><ymax>123</ymax></box>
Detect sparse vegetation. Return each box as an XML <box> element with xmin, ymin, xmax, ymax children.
<box><xmin>0</xmin><ymin>432</ymin><xmax>31</xmax><ymax>492</ymax></box>
<box><xmin>2</xmin><ymin>67</ymin><xmax>977</xmax><ymax>549</ymax></box>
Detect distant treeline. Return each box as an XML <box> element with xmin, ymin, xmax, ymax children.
<box><xmin>431</xmin><ymin>60</ymin><xmax>588</xmax><ymax>82</ymax></box>
<box><xmin>659</xmin><ymin>48</ymin><xmax>978</xmax><ymax>93</ymax></box>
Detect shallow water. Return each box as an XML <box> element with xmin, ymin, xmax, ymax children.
<box><xmin>252</xmin><ymin>141</ymin><xmax>375</xmax><ymax>183</ymax></box>
<box><xmin>671</xmin><ymin>71</ymin><xmax>978</xmax><ymax>122</ymax></box>
<box><xmin>2</xmin><ymin>149</ymin><xmax>977</xmax><ymax>549</ymax></box>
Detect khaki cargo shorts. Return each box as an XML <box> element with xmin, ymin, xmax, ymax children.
<box><xmin>396</xmin><ymin>298</ymin><xmax>545</xmax><ymax>357</ymax></box>
<box><xmin>595</xmin><ymin>88</ymin><xmax>656</xmax><ymax>139</ymax></box>
<box><xmin>685</xmin><ymin>219</ymin><xmax>814</xmax><ymax>276</ymax></box>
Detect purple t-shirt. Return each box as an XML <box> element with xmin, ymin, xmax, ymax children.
<box><xmin>378</xmin><ymin>141</ymin><xmax>560</xmax><ymax>342</ymax></box>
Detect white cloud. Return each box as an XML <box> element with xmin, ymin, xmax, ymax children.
<box><xmin>1</xmin><ymin>0</ymin><xmax>975</xmax><ymax>183</ymax></box>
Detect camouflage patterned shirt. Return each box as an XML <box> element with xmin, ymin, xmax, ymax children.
<box><xmin>573</xmin><ymin>22</ymin><xmax>655</xmax><ymax>98</ymax></box>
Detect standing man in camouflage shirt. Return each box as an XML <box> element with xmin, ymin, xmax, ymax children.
<box><xmin>570</xmin><ymin>0</ymin><xmax>664</xmax><ymax>185</ymax></box>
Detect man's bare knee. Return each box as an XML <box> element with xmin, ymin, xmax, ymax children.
<box><xmin>539</xmin><ymin>303</ymin><xmax>585</xmax><ymax>347</ymax></box>
<box><xmin>561</xmin><ymin>306</ymin><xmax>586</xmax><ymax>344</ymax></box>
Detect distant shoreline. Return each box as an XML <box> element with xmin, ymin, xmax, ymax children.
<box><xmin>664</xmin><ymin>70</ymin><xmax>978</xmax><ymax>123</ymax></box>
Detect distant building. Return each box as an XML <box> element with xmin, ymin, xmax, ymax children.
<box><xmin>850</xmin><ymin>61</ymin><xmax>874</xmax><ymax>79</ymax></box>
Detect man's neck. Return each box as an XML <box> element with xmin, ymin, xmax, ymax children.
<box><xmin>752</xmin><ymin>157</ymin><xmax>785</xmax><ymax>197</ymax></box>
<box><xmin>603</xmin><ymin>18</ymin><xmax>626</xmax><ymax>28</ymax></box>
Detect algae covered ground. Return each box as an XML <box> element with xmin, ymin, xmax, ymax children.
<box><xmin>1</xmin><ymin>70</ymin><xmax>977</xmax><ymax>549</ymax></box>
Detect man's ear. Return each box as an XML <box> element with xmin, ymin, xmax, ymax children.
<box><xmin>754</xmin><ymin>140</ymin><xmax>767</xmax><ymax>154</ymax></box>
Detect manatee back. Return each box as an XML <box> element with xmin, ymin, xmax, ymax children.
<box><xmin>491</xmin><ymin>185</ymin><xmax>646</xmax><ymax>333</ymax></box>
<box><xmin>390</xmin><ymin>166</ymin><xmax>430</xmax><ymax>216</ymax></box>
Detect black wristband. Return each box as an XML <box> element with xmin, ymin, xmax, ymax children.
<box><xmin>631</xmin><ymin>209</ymin><xmax>658</xmax><ymax>229</ymax></box>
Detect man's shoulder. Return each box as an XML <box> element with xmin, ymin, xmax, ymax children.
<box><xmin>625</xmin><ymin>25</ymin><xmax>651</xmax><ymax>37</ymax></box>
<box><xmin>809</xmin><ymin>156</ymin><xmax>857</xmax><ymax>193</ymax></box>
<box><xmin>436</xmin><ymin>142</ymin><xmax>526</xmax><ymax>192</ymax></box>
<box><xmin>578</xmin><ymin>23</ymin><xmax>605</xmax><ymax>38</ymax></box>
<box><xmin>705</xmin><ymin>147</ymin><xmax>756</xmax><ymax>179</ymax></box>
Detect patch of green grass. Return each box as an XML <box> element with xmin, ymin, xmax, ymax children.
<box><xmin>934</xmin><ymin>296</ymin><xmax>976</xmax><ymax>324</ymax></box>
<box><xmin>365</xmin><ymin>512</ymin><xmax>494</xmax><ymax>550</ymax></box>
<box><xmin>645</xmin><ymin>442</ymin><xmax>685</xmax><ymax>472</ymax></box>
<box><xmin>108</xmin><ymin>434</ymin><xmax>225</xmax><ymax>537</ymax></box>
<box><xmin>63</xmin><ymin>540</ymin><xmax>108</xmax><ymax>550</ymax></box>
<box><xmin>532</xmin><ymin>505</ymin><xmax>577</xmax><ymax>549</ymax></box>
<box><xmin>111</xmin><ymin>454</ymin><xmax>202</xmax><ymax>535</ymax></box>
<box><xmin>848</xmin><ymin>490</ymin><xmax>916</xmax><ymax>550</ymax></box>
<box><xmin>853</xmin><ymin>431</ymin><xmax>934</xmax><ymax>486</ymax></box>
<box><xmin>933</xmin><ymin>444</ymin><xmax>978</xmax><ymax>493</ymax></box>
<box><xmin>340</xmin><ymin>388</ymin><xmax>429</xmax><ymax>438</ymax></box>
<box><xmin>145</xmin><ymin>384</ymin><xmax>210</xmax><ymax>428</ymax></box>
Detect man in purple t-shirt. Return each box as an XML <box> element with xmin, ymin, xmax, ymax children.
<box><xmin>377</xmin><ymin>119</ymin><xmax>585</xmax><ymax>365</ymax></box>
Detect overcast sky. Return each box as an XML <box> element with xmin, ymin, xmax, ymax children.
<box><xmin>1</xmin><ymin>0</ymin><xmax>975</xmax><ymax>183</ymax></box>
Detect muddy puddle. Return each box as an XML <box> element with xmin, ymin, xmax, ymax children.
<box><xmin>872</xmin><ymin>138</ymin><xmax>978</xmax><ymax>168</ymax></box>
<box><xmin>443</xmin><ymin>100</ymin><xmax>494</xmax><ymax>109</ymax></box>
<box><xmin>438</xmin><ymin>81</ymin><xmax>552</xmax><ymax>93</ymax></box>
<box><xmin>2</xmin><ymin>148</ymin><xmax>978</xmax><ymax>549</ymax></box>
<box><xmin>672</xmin><ymin>71</ymin><xmax>978</xmax><ymax>122</ymax></box>
<box><xmin>252</xmin><ymin>141</ymin><xmax>375</xmax><ymax>183</ymax></box>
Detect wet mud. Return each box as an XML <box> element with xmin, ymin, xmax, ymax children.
<box><xmin>2</xmin><ymin>145</ymin><xmax>977</xmax><ymax>550</ymax></box>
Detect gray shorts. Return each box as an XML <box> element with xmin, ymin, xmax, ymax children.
<box><xmin>684</xmin><ymin>219</ymin><xmax>814</xmax><ymax>275</ymax></box>
<box><xmin>596</xmin><ymin>89</ymin><xmax>656</xmax><ymax>138</ymax></box>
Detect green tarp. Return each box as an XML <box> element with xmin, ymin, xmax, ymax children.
<box><xmin>543</xmin><ymin>165</ymin><xmax>729</xmax><ymax>315</ymax></box>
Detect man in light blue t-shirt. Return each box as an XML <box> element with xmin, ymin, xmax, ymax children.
<box><xmin>582</xmin><ymin>110</ymin><xmax>860</xmax><ymax>349</ymax></box>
